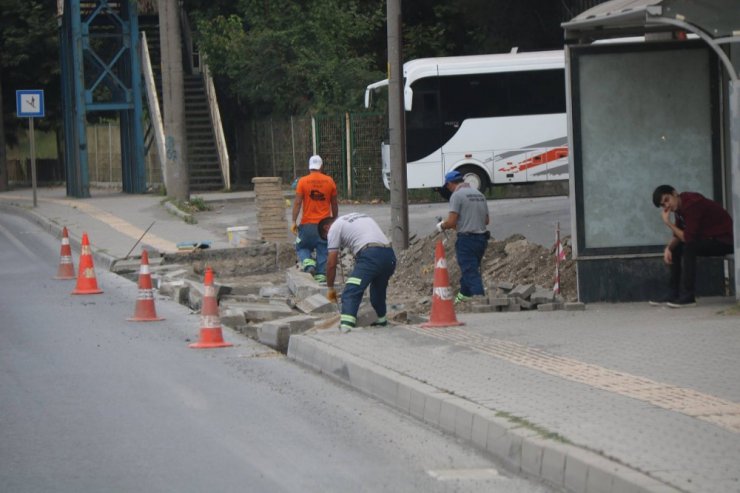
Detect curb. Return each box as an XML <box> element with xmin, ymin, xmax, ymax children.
<box><xmin>287</xmin><ymin>335</ymin><xmax>680</xmax><ymax>493</ymax></box>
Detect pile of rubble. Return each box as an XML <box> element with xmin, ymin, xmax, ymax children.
<box><xmin>387</xmin><ymin>231</ymin><xmax>577</xmax><ymax>314</ymax></box>
<box><xmin>111</xmin><ymin>230</ymin><xmax>578</xmax><ymax>353</ymax></box>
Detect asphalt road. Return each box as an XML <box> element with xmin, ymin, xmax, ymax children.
<box><xmin>0</xmin><ymin>212</ymin><xmax>556</xmax><ymax>493</ymax></box>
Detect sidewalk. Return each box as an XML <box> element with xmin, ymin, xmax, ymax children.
<box><xmin>2</xmin><ymin>186</ymin><xmax>739</xmax><ymax>493</ymax></box>
<box><xmin>0</xmin><ymin>187</ymin><xmax>262</xmax><ymax>267</ymax></box>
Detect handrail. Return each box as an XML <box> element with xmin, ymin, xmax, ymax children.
<box><xmin>202</xmin><ymin>61</ymin><xmax>230</xmax><ymax>189</ymax></box>
<box><xmin>140</xmin><ymin>31</ymin><xmax>168</xmax><ymax>191</ymax></box>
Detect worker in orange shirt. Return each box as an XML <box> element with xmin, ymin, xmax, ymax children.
<box><xmin>291</xmin><ymin>155</ymin><xmax>338</xmax><ymax>283</ymax></box>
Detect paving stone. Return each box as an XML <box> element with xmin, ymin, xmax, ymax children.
<box><xmin>286</xmin><ymin>269</ymin><xmax>325</xmax><ymax>299</ymax></box>
<box><xmin>158</xmin><ymin>279</ymin><xmax>185</xmax><ymax>298</ymax></box>
<box><xmin>219</xmin><ymin>306</ymin><xmax>246</xmax><ymax>328</ymax></box>
<box><xmin>229</xmin><ymin>282</ymin><xmax>274</xmax><ymax>296</ymax></box>
<box><xmin>492</xmin><ymin>281</ymin><xmax>515</xmax><ymax>291</ymax></box>
<box><xmin>223</xmin><ymin>301</ymin><xmax>295</xmax><ymax>322</ymax></box>
<box><xmin>259</xmin><ymin>285</ymin><xmax>291</xmax><ymax>298</ymax></box>
<box><xmin>509</xmin><ymin>283</ymin><xmax>536</xmax><ymax>300</ymax></box>
<box><xmin>489</xmin><ymin>296</ymin><xmax>511</xmax><ymax>307</ymax></box>
<box><xmin>537</xmin><ymin>302</ymin><xmax>563</xmax><ymax>312</ymax></box>
<box><xmin>504</xmin><ymin>302</ymin><xmax>522</xmax><ymax>312</ymax></box>
<box><xmin>471</xmin><ymin>304</ymin><xmax>497</xmax><ymax>313</ymax></box>
<box><xmin>296</xmin><ymin>293</ymin><xmax>337</xmax><ymax>314</ymax></box>
<box><xmin>531</xmin><ymin>289</ymin><xmax>556</xmax><ymax>304</ymax></box>
<box><xmin>564</xmin><ymin>302</ymin><xmax>586</xmax><ymax>311</ymax></box>
<box><xmin>257</xmin><ymin>321</ymin><xmax>290</xmax><ymax>351</ymax></box>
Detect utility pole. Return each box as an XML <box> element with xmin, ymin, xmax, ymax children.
<box><xmin>387</xmin><ymin>0</ymin><xmax>409</xmax><ymax>250</ymax></box>
<box><xmin>158</xmin><ymin>0</ymin><xmax>189</xmax><ymax>201</ymax></box>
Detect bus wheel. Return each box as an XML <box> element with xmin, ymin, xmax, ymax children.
<box><xmin>458</xmin><ymin>166</ymin><xmax>489</xmax><ymax>192</ymax></box>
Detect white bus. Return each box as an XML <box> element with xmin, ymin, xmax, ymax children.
<box><xmin>365</xmin><ymin>50</ymin><xmax>568</xmax><ymax>191</ymax></box>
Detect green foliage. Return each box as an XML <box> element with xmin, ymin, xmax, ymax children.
<box><xmin>0</xmin><ymin>0</ymin><xmax>60</xmax><ymax>143</ymax></box>
<box><xmin>194</xmin><ymin>0</ymin><xmax>385</xmax><ymax>116</ymax></box>
<box><xmin>191</xmin><ymin>0</ymin><xmax>573</xmax><ymax>119</ymax></box>
<box><xmin>187</xmin><ymin>196</ymin><xmax>210</xmax><ymax>211</ymax></box>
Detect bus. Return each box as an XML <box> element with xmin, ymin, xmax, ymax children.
<box><xmin>365</xmin><ymin>50</ymin><xmax>568</xmax><ymax>191</ymax></box>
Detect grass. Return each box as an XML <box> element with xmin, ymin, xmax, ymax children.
<box><xmin>495</xmin><ymin>410</ymin><xmax>570</xmax><ymax>443</ymax></box>
<box><xmin>5</xmin><ymin>129</ymin><xmax>58</xmax><ymax>160</ymax></box>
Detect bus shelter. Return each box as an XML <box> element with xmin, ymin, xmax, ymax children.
<box><xmin>562</xmin><ymin>0</ymin><xmax>740</xmax><ymax>302</ymax></box>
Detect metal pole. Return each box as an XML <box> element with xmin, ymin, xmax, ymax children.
<box><xmin>345</xmin><ymin>112</ymin><xmax>352</xmax><ymax>198</ymax></box>
<box><xmin>387</xmin><ymin>0</ymin><xmax>408</xmax><ymax>250</ymax></box>
<box><xmin>290</xmin><ymin>115</ymin><xmax>297</xmax><ymax>179</ymax></box>
<box><xmin>29</xmin><ymin>118</ymin><xmax>37</xmax><ymax>207</ymax></box>
<box><xmin>730</xmin><ymin>80</ymin><xmax>739</xmax><ymax>301</ymax></box>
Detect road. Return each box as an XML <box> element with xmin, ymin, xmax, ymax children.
<box><xmin>0</xmin><ymin>212</ymin><xmax>556</xmax><ymax>493</ymax></box>
<box><xmin>199</xmin><ymin>195</ymin><xmax>571</xmax><ymax>247</ymax></box>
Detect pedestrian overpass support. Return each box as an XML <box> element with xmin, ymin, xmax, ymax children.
<box><xmin>59</xmin><ymin>0</ymin><xmax>146</xmax><ymax>197</ymax></box>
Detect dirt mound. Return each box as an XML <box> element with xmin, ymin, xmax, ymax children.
<box><xmin>388</xmin><ymin>231</ymin><xmax>576</xmax><ymax>314</ymax></box>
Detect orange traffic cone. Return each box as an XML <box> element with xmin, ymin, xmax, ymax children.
<box><xmin>53</xmin><ymin>226</ymin><xmax>76</xmax><ymax>280</ymax></box>
<box><xmin>71</xmin><ymin>232</ymin><xmax>103</xmax><ymax>295</ymax></box>
<box><xmin>127</xmin><ymin>250</ymin><xmax>164</xmax><ymax>322</ymax></box>
<box><xmin>190</xmin><ymin>267</ymin><xmax>233</xmax><ymax>348</ymax></box>
<box><xmin>421</xmin><ymin>240</ymin><xmax>463</xmax><ymax>328</ymax></box>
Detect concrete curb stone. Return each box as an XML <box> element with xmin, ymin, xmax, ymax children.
<box><xmin>287</xmin><ymin>333</ymin><xmax>680</xmax><ymax>493</ymax></box>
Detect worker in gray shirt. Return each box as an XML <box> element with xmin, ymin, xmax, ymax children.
<box><xmin>436</xmin><ymin>170</ymin><xmax>490</xmax><ymax>303</ymax></box>
<box><xmin>319</xmin><ymin>213</ymin><xmax>396</xmax><ymax>332</ymax></box>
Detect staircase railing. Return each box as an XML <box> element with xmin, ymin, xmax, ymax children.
<box><xmin>202</xmin><ymin>61</ymin><xmax>230</xmax><ymax>190</ymax></box>
<box><xmin>140</xmin><ymin>31</ymin><xmax>168</xmax><ymax>192</ymax></box>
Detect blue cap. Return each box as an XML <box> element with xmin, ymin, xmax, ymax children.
<box><xmin>444</xmin><ymin>170</ymin><xmax>463</xmax><ymax>184</ymax></box>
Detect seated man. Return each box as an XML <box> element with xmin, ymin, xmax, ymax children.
<box><xmin>651</xmin><ymin>184</ymin><xmax>733</xmax><ymax>307</ymax></box>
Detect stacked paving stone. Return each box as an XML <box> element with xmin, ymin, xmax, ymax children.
<box><xmin>486</xmin><ymin>281</ymin><xmax>585</xmax><ymax>312</ymax></box>
<box><xmin>252</xmin><ymin>177</ymin><xmax>289</xmax><ymax>242</ymax></box>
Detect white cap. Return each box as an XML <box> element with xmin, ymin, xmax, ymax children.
<box><xmin>308</xmin><ymin>155</ymin><xmax>323</xmax><ymax>170</ymax></box>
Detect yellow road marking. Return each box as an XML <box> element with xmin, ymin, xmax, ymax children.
<box><xmin>0</xmin><ymin>194</ymin><xmax>178</xmax><ymax>252</ymax></box>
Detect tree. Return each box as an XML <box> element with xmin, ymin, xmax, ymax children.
<box><xmin>0</xmin><ymin>0</ymin><xmax>59</xmax><ymax>190</ymax></box>
<box><xmin>193</xmin><ymin>0</ymin><xmax>385</xmax><ymax>116</ymax></box>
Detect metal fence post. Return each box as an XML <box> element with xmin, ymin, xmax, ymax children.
<box><xmin>345</xmin><ymin>112</ymin><xmax>352</xmax><ymax>198</ymax></box>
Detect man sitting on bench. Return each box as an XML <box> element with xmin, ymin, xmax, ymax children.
<box><xmin>650</xmin><ymin>184</ymin><xmax>733</xmax><ymax>308</ymax></box>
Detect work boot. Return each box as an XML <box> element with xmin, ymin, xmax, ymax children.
<box><xmin>370</xmin><ymin>316</ymin><xmax>388</xmax><ymax>327</ymax></box>
<box><xmin>454</xmin><ymin>292</ymin><xmax>472</xmax><ymax>304</ymax></box>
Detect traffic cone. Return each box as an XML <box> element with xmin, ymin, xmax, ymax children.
<box><xmin>421</xmin><ymin>240</ymin><xmax>463</xmax><ymax>328</ymax></box>
<box><xmin>53</xmin><ymin>226</ymin><xmax>76</xmax><ymax>280</ymax></box>
<box><xmin>127</xmin><ymin>250</ymin><xmax>164</xmax><ymax>322</ymax></box>
<box><xmin>71</xmin><ymin>232</ymin><xmax>103</xmax><ymax>295</ymax></box>
<box><xmin>190</xmin><ymin>267</ymin><xmax>233</xmax><ymax>348</ymax></box>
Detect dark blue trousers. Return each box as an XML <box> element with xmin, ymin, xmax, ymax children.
<box><xmin>340</xmin><ymin>247</ymin><xmax>396</xmax><ymax>327</ymax></box>
<box><xmin>455</xmin><ymin>234</ymin><xmax>487</xmax><ymax>297</ymax></box>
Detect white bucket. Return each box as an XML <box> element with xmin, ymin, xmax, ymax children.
<box><xmin>226</xmin><ymin>226</ymin><xmax>250</xmax><ymax>247</ymax></box>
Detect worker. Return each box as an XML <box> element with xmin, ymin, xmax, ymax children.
<box><xmin>319</xmin><ymin>213</ymin><xmax>396</xmax><ymax>333</ymax></box>
<box><xmin>650</xmin><ymin>184</ymin><xmax>733</xmax><ymax>307</ymax></box>
<box><xmin>436</xmin><ymin>170</ymin><xmax>490</xmax><ymax>303</ymax></box>
<box><xmin>291</xmin><ymin>155</ymin><xmax>338</xmax><ymax>283</ymax></box>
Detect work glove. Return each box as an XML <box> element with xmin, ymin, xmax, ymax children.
<box><xmin>327</xmin><ymin>288</ymin><xmax>338</xmax><ymax>303</ymax></box>
<box><xmin>291</xmin><ymin>222</ymin><xmax>299</xmax><ymax>235</ymax></box>
<box><xmin>436</xmin><ymin>221</ymin><xmax>445</xmax><ymax>233</ymax></box>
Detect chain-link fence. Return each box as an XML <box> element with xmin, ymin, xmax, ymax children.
<box><xmin>86</xmin><ymin>122</ymin><xmax>162</xmax><ymax>188</ymax></box>
<box><xmin>243</xmin><ymin>112</ymin><xmax>387</xmax><ymax>200</ymax></box>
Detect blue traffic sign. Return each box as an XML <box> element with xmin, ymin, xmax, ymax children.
<box><xmin>16</xmin><ymin>90</ymin><xmax>45</xmax><ymax>118</ymax></box>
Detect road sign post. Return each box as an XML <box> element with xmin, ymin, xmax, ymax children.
<box><xmin>16</xmin><ymin>90</ymin><xmax>45</xmax><ymax>207</ymax></box>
